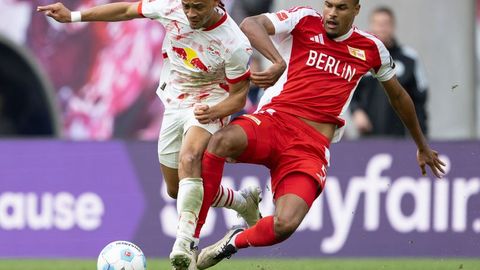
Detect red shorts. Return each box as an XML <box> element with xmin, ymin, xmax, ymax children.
<box><xmin>232</xmin><ymin>111</ymin><xmax>330</xmax><ymax>205</ymax></box>
<box><xmin>274</xmin><ymin>172</ymin><xmax>320</xmax><ymax>208</ymax></box>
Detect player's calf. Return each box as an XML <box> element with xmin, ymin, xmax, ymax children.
<box><xmin>273</xmin><ymin>214</ymin><xmax>302</xmax><ymax>240</ymax></box>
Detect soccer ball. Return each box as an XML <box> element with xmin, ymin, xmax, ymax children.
<box><xmin>97</xmin><ymin>241</ymin><xmax>147</xmax><ymax>270</ymax></box>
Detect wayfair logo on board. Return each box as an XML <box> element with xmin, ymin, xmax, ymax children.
<box><xmin>303</xmin><ymin>154</ymin><xmax>480</xmax><ymax>253</ymax></box>
<box><xmin>157</xmin><ymin>154</ymin><xmax>480</xmax><ymax>254</ymax></box>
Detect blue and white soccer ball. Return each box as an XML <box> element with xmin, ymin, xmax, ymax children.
<box><xmin>97</xmin><ymin>241</ymin><xmax>147</xmax><ymax>270</ymax></box>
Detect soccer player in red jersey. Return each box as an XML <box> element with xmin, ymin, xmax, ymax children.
<box><xmin>194</xmin><ymin>0</ymin><xmax>446</xmax><ymax>268</ymax></box>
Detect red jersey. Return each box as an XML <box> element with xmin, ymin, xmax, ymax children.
<box><xmin>257</xmin><ymin>7</ymin><xmax>396</xmax><ymax>142</ymax></box>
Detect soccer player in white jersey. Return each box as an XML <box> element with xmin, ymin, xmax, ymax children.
<box><xmin>190</xmin><ymin>0</ymin><xmax>447</xmax><ymax>268</ymax></box>
<box><xmin>38</xmin><ymin>1</ymin><xmax>262</xmax><ymax>269</ymax></box>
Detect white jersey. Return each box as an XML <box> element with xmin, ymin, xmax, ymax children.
<box><xmin>139</xmin><ymin>0</ymin><xmax>252</xmax><ymax>109</ymax></box>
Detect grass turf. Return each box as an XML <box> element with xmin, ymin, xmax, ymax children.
<box><xmin>0</xmin><ymin>258</ymin><xmax>479</xmax><ymax>270</ymax></box>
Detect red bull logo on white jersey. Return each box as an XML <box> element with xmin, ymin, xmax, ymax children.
<box><xmin>306</xmin><ymin>50</ymin><xmax>357</xmax><ymax>82</ymax></box>
<box><xmin>172</xmin><ymin>46</ymin><xmax>209</xmax><ymax>72</ymax></box>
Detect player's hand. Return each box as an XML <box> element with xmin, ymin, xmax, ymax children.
<box><xmin>352</xmin><ymin>109</ymin><xmax>372</xmax><ymax>134</ymax></box>
<box><xmin>37</xmin><ymin>2</ymin><xmax>72</xmax><ymax>23</ymax></box>
<box><xmin>250</xmin><ymin>61</ymin><xmax>286</xmax><ymax>89</ymax></box>
<box><xmin>194</xmin><ymin>104</ymin><xmax>215</xmax><ymax>124</ymax></box>
<box><xmin>416</xmin><ymin>148</ymin><xmax>446</xmax><ymax>178</ymax></box>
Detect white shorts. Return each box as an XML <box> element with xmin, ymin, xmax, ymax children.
<box><xmin>158</xmin><ymin>106</ymin><xmax>229</xmax><ymax>169</ymax></box>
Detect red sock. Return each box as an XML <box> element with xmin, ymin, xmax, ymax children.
<box><xmin>194</xmin><ymin>151</ymin><xmax>225</xmax><ymax>238</ymax></box>
<box><xmin>234</xmin><ymin>216</ymin><xmax>283</xmax><ymax>248</ymax></box>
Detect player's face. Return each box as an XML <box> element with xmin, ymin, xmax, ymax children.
<box><xmin>370</xmin><ymin>12</ymin><xmax>395</xmax><ymax>45</ymax></box>
<box><xmin>323</xmin><ymin>0</ymin><xmax>360</xmax><ymax>38</ymax></box>
<box><xmin>181</xmin><ymin>0</ymin><xmax>220</xmax><ymax>29</ymax></box>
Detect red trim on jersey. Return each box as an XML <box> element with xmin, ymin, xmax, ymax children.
<box><xmin>162</xmin><ymin>52</ymin><xmax>168</xmax><ymax>59</ymax></box>
<box><xmin>226</xmin><ymin>70</ymin><xmax>250</xmax><ymax>84</ymax></box>
<box><xmin>137</xmin><ymin>1</ymin><xmax>145</xmax><ymax>17</ymax></box>
<box><xmin>203</xmin><ymin>12</ymin><xmax>227</xmax><ymax>31</ymax></box>
<box><xmin>276</xmin><ymin>11</ymin><xmax>289</xmax><ymax>21</ymax></box>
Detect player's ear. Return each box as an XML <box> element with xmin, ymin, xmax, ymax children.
<box><xmin>354</xmin><ymin>4</ymin><xmax>361</xmax><ymax>16</ymax></box>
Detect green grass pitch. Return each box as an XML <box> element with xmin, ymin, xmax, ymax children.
<box><xmin>1</xmin><ymin>258</ymin><xmax>479</xmax><ymax>270</ymax></box>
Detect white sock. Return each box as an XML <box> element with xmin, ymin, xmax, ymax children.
<box><xmin>176</xmin><ymin>178</ymin><xmax>204</xmax><ymax>241</ymax></box>
<box><xmin>211</xmin><ymin>185</ymin><xmax>246</xmax><ymax>213</ymax></box>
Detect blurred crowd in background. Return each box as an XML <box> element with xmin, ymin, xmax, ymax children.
<box><xmin>0</xmin><ymin>0</ymin><xmax>477</xmax><ymax>140</ymax></box>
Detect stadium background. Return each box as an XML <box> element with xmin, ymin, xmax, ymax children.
<box><xmin>1</xmin><ymin>0</ymin><xmax>480</xmax><ymax>269</ymax></box>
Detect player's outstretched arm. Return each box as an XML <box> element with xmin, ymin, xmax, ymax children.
<box><xmin>240</xmin><ymin>15</ymin><xmax>286</xmax><ymax>88</ymax></box>
<box><xmin>37</xmin><ymin>1</ymin><xmax>141</xmax><ymax>23</ymax></box>
<box><xmin>382</xmin><ymin>76</ymin><xmax>446</xmax><ymax>178</ymax></box>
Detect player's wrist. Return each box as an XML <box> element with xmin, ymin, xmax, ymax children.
<box><xmin>70</xmin><ymin>11</ymin><xmax>82</xmax><ymax>22</ymax></box>
<box><xmin>416</xmin><ymin>143</ymin><xmax>430</xmax><ymax>153</ymax></box>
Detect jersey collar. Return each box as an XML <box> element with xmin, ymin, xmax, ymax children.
<box><xmin>203</xmin><ymin>8</ymin><xmax>227</xmax><ymax>31</ymax></box>
<box><xmin>333</xmin><ymin>27</ymin><xmax>354</xmax><ymax>42</ymax></box>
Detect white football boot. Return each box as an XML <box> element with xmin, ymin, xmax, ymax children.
<box><xmin>170</xmin><ymin>237</ymin><xmax>198</xmax><ymax>270</ymax></box>
<box><xmin>196</xmin><ymin>227</ymin><xmax>244</xmax><ymax>270</ymax></box>
<box><xmin>237</xmin><ymin>186</ymin><xmax>262</xmax><ymax>227</ymax></box>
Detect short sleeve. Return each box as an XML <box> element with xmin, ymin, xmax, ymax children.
<box><xmin>225</xmin><ymin>46</ymin><xmax>252</xmax><ymax>84</ymax></box>
<box><xmin>264</xmin><ymin>7</ymin><xmax>321</xmax><ymax>36</ymax></box>
<box><xmin>370</xmin><ymin>41</ymin><xmax>396</xmax><ymax>82</ymax></box>
<box><xmin>137</xmin><ymin>0</ymin><xmax>166</xmax><ymax>19</ymax></box>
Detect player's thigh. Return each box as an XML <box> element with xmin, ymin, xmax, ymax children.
<box><xmin>177</xmin><ymin>116</ymin><xmax>222</xmax><ymax>177</ymax></box>
<box><xmin>273</xmin><ymin>173</ymin><xmax>319</xmax><ymax>234</ymax></box>
<box><xmin>180</xmin><ymin>113</ymin><xmax>226</xmax><ymax>158</ymax></box>
<box><xmin>179</xmin><ymin>126</ymin><xmax>212</xmax><ymax>160</ymax></box>
<box><xmin>207</xmin><ymin>124</ymin><xmax>248</xmax><ymax>158</ymax></box>
<box><xmin>223</xmin><ymin>115</ymin><xmax>274</xmax><ymax>163</ymax></box>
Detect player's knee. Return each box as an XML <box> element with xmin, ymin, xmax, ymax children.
<box><xmin>273</xmin><ymin>216</ymin><xmax>301</xmax><ymax>240</ymax></box>
<box><xmin>208</xmin><ymin>130</ymin><xmax>237</xmax><ymax>156</ymax></box>
<box><xmin>179</xmin><ymin>151</ymin><xmax>203</xmax><ymax>170</ymax></box>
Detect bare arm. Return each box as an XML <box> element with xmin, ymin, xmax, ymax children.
<box><xmin>194</xmin><ymin>79</ymin><xmax>250</xmax><ymax>124</ymax></box>
<box><xmin>240</xmin><ymin>15</ymin><xmax>286</xmax><ymax>88</ymax></box>
<box><xmin>382</xmin><ymin>76</ymin><xmax>445</xmax><ymax>178</ymax></box>
<box><xmin>37</xmin><ymin>1</ymin><xmax>141</xmax><ymax>23</ymax></box>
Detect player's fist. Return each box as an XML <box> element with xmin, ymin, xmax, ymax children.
<box><xmin>194</xmin><ymin>103</ymin><xmax>209</xmax><ymax>113</ymax></box>
<box><xmin>37</xmin><ymin>2</ymin><xmax>72</xmax><ymax>23</ymax></box>
<box><xmin>194</xmin><ymin>103</ymin><xmax>215</xmax><ymax>124</ymax></box>
<box><xmin>251</xmin><ymin>61</ymin><xmax>286</xmax><ymax>89</ymax></box>
<box><xmin>352</xmin><ymin>109</ymin><xmax>372</xmax><ymax>134</ymax></box>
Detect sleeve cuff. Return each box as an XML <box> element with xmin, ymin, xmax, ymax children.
<box><xmin>137</xmin><ymin>1</ymin><xmax>145</xmax><ymax>18</ymax></box>
<box><xmin>226</xmin><ymin>70</ymin><xmax>251</xmax><ymax>84</ymax></box>
<box><xmin>377</xmin><ymin>70</ymin><xmax>396</xmax><ymax>82</ymax></box>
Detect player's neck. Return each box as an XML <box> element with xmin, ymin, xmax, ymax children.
<box><xmin>202</xmin><ymin>8</ymin><xmax>224</xmax><ymax>30</ymax></box>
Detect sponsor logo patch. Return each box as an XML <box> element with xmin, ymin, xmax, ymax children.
<box><xmin>348</xmin><ymin>46</ymin><xmax>366</xmax><ymax>61</ymax></box>
<box><xmin>243</xmin><ymin>114</ymin><xmax>261</xmax><ymax>125</ymax></box>
<box><xmin>309</xmin><ymin>34</ymin><xmax>324</xmax><ymax>45</ymax></box>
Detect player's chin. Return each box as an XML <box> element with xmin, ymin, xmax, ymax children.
<box><xmin>188</xmin><ymin>21</ymin><xmax>202</xmax><ymax>29</ymax></box>
<box><xmin>325</xmin><ymin>30</ymin><xmax>340</xmax><ymax>39</ymax></box>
